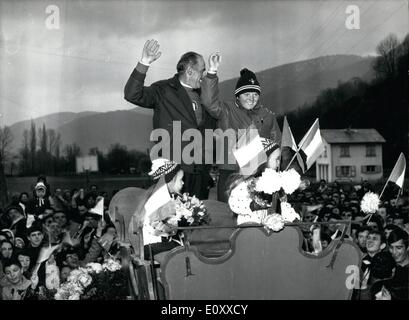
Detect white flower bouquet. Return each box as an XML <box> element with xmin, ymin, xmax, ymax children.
<box><xmin>148</xmin><ymin>193</ymin><xmax>210</xmax><ymax>238</ymax></box>
<box><xmin>55</xmin><ymin>259</ymin><xmax>127</xmax><ymax>300</ymax></box>
<box><xmin>360</xmin><ymin>191</ymin><xmax>380</xmax><ymax>214</ymax></box>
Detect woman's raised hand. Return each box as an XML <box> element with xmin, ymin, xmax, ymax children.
<box><xmin>208</xmin><ymin>52</ymin><xmax>221</xmax><ymax>72</ymax></box>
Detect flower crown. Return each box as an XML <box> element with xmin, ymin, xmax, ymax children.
<box><xmin>261</xmin><ymin>138</ymin><xmax>279</xmax><ymax>155</ymax></box>
<box><xmin>149</xmin><ymin>158</ymin><xmax>179</xmax><ymax>180</ymax></box>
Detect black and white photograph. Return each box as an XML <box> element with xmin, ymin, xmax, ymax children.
<box><xmin>0</xmin><ymin>0</ymin><xmax>408</xmax><ymax>303</ymax></box>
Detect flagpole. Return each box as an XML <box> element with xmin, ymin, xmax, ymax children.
<box><xmin>284</xmin><ymin>149</ymin><xmax>299</xmax><ymax>171</ymax></box>
<box><xmin>284</xmin><ymin>119</ymin><xmax>317</xmax><ymax>171</ymax></box>
<box><xmin>379</xmin><ymin>179</ymin><xmax>390</xmax><ymax>200</ymax></box>
<box><xmin>395</xmin><ymin>187</ymin><xmax>402</xmax><ymax>205</ymax></box>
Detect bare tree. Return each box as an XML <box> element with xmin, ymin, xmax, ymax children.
<box><xmin>47</xmin><ymin>129</ymin><xmax>57</xmax><ymax>156</ymax></box>
<box><xmin>19</xmin><ymin>129</ymin><xmax>30</xmax><ymax>174</ymax></box>
<box><xmin>29</xmin><ymin>120</ymin><xmax>36</xmax><ymax>173</ymax></box>
<box><xmin>373</xmin><ymin>33</ymin><xmax>400</xmax><ymax>79</ymax></box>
<box><xmin>0</xmin><ymin>126</ymin><xmax>13</xmax><ymax>207</ymax></box>
<box><xmin>55</xmin><ymin>133</ymin><xmax>61</xmax><ymax>159</ymax></box>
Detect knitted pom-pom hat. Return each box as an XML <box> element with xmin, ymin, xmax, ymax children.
<box><xmin>235</xmin><ymin>68</ymin><xmax>261</xmax><ymax>97</ymax></box>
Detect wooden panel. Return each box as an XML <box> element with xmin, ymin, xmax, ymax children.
<box><xmin>160</xmin><ymin>226</ymin><xmax>361</xmax><ymax>300</ymax></box>
<box><xmin>187</xmin><ymin>200</ymin><xmax>237</xmax><ymax>257</ymax></box>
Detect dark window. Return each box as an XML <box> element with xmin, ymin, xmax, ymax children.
<box><xmin>362</xmin><ymin>165</ymin><xmax>381</xmax><ymax>174</ymax></box>
<box><xmin>340</xmin><ymin>145</ymin><xmax>350</xmax><ymax>157</ymax></box>
<box><xmin>336</xmin><ymin>166</ymin><xmax>356</xmax><ymax>177</ymax></box>
<box><xmin>366</xmin><ymin>145</ymin><xmax>376</xmax><ymax>157</ymax></box>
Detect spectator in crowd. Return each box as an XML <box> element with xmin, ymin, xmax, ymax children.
<box><xmin>356</xmin><ymin>226</ymin><xmax>370</xmax><ymax>254</ymax></box>
<box><xmin>354</xmin><ymin>230</ymin><xmax>387</xmax><ymax>300</ymax></box>
<box><xmin>57</xmin><ymin>246</ymin><xmax>80</xmax><ymax>272</ymax></box>
<box><xmin>53</xmin><ymin>211</ymin><xmax>69</xmax><ymax>233</ymax></box>
<box><xmin>26</xmin><ymin>182</ymin><xmax>51</xmax><ymax>218</ymax></box>
<box><xmin>36</xmin><ymin>175</ymin><xmax>51</xmax><ymax>198</ymax></box>
<box><xmin>391</xmin><ymin>211</ymin><xmax>408</xmax><ymax>232</ymax></box>
<box><xmin>50</xmin><ymin>188</ymin><xmax>67</xmax><ymax>212</ymax></box>
<box><xmin>377</xmin><ymin>206</ymin><xmax>388</xmax><ymax>228</ymax></box>
<box><xmin>25</xmin><ymin>224</ymin><xmax>45</xmax><ymax>271</ymax></box>
<box><xmin>82</xmin><ymin>224</ymin><xmax>119</xmax><ymax>265</ymax></box>
<box><xmin>384</xmin><ymin>224</ymin><xmax>401</xmax><ymax>240</ymax></box>
<box><xmin>317</xmin><ymin>179</ymin><xmax>328</xmax><ymax>194</ymax></box>
<box><xmin>77</xmin><ymin>211</ymin><xmax>103</xmax><ymax>260</ymax></box>
<box><xmin>59</xmin><ymin>266</ymin><xmax>71</xmax><ymax>284</ymax></box>
<box><xmin>14</xmin><ymin>237</ymin><xmax>26</xmax><ymax>249</ymax></box>
<box><xmin>16</xmin><ymin>249</ymin><xmax>32</xmax><ymax>280</ymax></box>
<box><xmin>1</xmin><ymin>240</ymin><xmax>14</xmax><ymax>261</ymax></box>
<box><xmin>18</xmin><ymin>192</ymin><xmax>30</xmax><ymax>217</ymax></box>
<box><xmin>1</xmin><ymin>258</ymin><xmax>38</xmax><ymax>300</ymax></box>
<box><xmin>6</xmin><ymin>206</ymin><xmax>27</xmax><ymax>240</ymax></box>
<box><xmin>320</xmin><ymin>232</ymin><xmax>332</xmax><ymax>250</ymax></box>
<box><xmin>383</xmin><ymin>228</ymin><xmax>409</xmax><ymax>300</ymax></box>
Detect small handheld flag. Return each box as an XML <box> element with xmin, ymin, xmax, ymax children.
<box><xmin>233</xmin><ymin>125</ymin><xmax>267</xmax><ymax>176</ymax></box>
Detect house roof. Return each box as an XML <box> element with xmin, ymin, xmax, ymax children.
<box><xmin>321</xmin><ymin>128</ymin><xmax>386</xmax><ymax>144</ymax></box>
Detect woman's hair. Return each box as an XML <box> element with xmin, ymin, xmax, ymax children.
<box><xmin>3</xmin><ymin>257</ymin><xmax>22</xmax><ymax>270</ymax></box>
<box><xmin>225</xmin><ymin>173</ymin><xmax>250</xmax><ymax>201</ymax></box>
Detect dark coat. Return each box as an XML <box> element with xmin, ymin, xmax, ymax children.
<box><xmin>201</xmin><ymin>73</ymin><xmax>280</xmax><ymax>171</ymax></box>
<box><xmin>26</xmin><ymin>198</ymin><xmax>51</xmax><ymax>217</ymax></box>
<box><xmin>124</xmin><ymin>63</ymin><xmax>216</xmax><ymax>173</ymax></box>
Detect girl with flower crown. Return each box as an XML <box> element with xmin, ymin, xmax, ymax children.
<box><xmin>227</xmin><ymin>140</ymin><xmax>305</xmax><ymax>231</ymax></box>
<box><xmin>140</xmin><ymin>158</ymin><xmax>185</xmax><ymax>259</ymax></box>
<box><xmin>137</xmin><ymin>158</ymin><xmax>210</xmax><ymax>260</ymax></box>
<box><xmin>227</xmin><ymin>140</ymin><xmax>282</xmax><ymax>225</ymax></box>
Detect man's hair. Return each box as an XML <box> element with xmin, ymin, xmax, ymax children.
<box><xmin>366</xmin><ymin>214</ymin><xmax>384</xmax><ymax>232</ymax></box>
<box><xmin>26</xmin><ymin>223</ymin><xmax>43</xmax><ymax>237</ymax></box>
<box><xmin>387</xmin><ymin>227</ymin><xmax>409</xmax><ymax>248</ymax></box>
<box><xmin>56</xmin><ymin>245</ymin><xmax>80</xmax><ymax>268</ymax></box>
<box><xmin>0</xmin><ymin>239</ymin><xmax>14</xmax><ymax>248</ymax></box>
<box><xmin>3</xmin><ymin>258</ymin><xmax>22</xmax><ymax>270</ymax></box>
<box><xmin>357</xmin><ymin>225</ymin><xmax>371</xmax><ymax>235</ymax></box>
<box><xmin>385</xmin><ymin>224</ymin><xmax>400</xmax><ymax>233</ymax></box>
<box><xmin>176</xmin><ymin>52</ymin><xmax>201</xmax><ymax>75</ymax></box>
<box><xmin>15</xmin><ymin>248</ymin><xmax>31</xmax><ymax>258</ymax></box>
<box><xmin>368</xmin><ymin>229</ymin><xmax>386</xmax><ymax>244</ymax></box>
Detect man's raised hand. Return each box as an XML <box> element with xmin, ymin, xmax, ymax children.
<box><xmin>208</xmin><ymin>52</ymin><xmax>221</xmax><ymax>73</ymax></box>
<box><xmin>141</xmin><ymin>39</ymin><xmax>162</xmax><ymax>65</ymax></box>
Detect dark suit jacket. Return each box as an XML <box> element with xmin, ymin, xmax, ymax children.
<box><xmin>124</xmin><ymin>63</ymin><xmax>216</xmax><ymax>173</ymax></box>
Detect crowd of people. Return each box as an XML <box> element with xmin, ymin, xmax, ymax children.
<box><xmin>0</xmin><ymin>176</ymin><xmax>121</xmax><ymax>300</ymax></box>
<box><xmin>0</xmin><ymin>173</ymin><xmax>408</xmax><ymax>300</ymax></box>
<box><xmin>287</xmin><ymin>179</ymin><xmax>409</xmax><ymax>300</ymax></box>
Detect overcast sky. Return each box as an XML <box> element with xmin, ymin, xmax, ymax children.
<box><xmin>0</xmin><ymin>0</ymin><xmax>408</xmax><ymax>125</ymax></box>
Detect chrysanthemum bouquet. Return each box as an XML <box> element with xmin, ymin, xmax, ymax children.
<box><xmin>360</xmin><ymin>191</ymin><xmax>380</xmax><ymax>214</ymax></box>
<box><xmin>55</xmin><ymin>259</ymin><xmax>128</xmax><ymax>300</ymax></box>
<box><xmin>246</xmin><ymin>168</ymin><xmax>301</xmax><ymax>231</ymax></box>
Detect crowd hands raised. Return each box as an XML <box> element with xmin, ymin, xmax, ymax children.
<box><xmin>0</xmin><ymin>176</ymin><xmax>124</xmax><ymax>300</ymax></box>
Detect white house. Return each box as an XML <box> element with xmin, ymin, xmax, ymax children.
<box><xmin>316</xmin><ymin>128</ymin><xmax>385</xmax><ymax>183</ymax></box>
